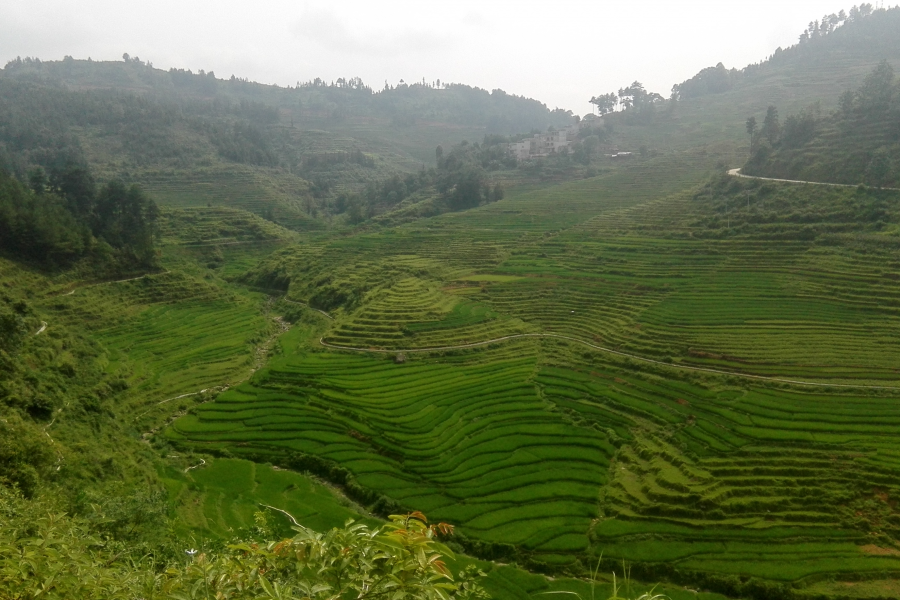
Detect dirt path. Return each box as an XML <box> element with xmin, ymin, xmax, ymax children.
<box><xmin>62</xmin><ymin>270</ymin><xmax>169</xmax><ymax>296</ymax></box>
<box><xmin>320</xmin><ymin>333</ymin><xmax>900</xmax><ymax>391</ymax></box>
<box><xmin>34</xmin><ymin>321</ymin><xmax>47</xmax><ymax>336</ymax></box>
<box><xmin>728</xmin><ymin>168</ymin><xmax>900</xmax><ymax>191</ymax></box>
<box><xmin>184</xmin><ymin>458</ymin><xmax>206</xmax><ymax>472</ymax></box>
<box><xmin>138</xmin><ymin>314</ymin><xmax>291</xmax><ymax>434</ymax></box>
<box><xmin>258</xmin><ymin>503</ymin><xmax>303</xmax><ymax>528</ymax></box>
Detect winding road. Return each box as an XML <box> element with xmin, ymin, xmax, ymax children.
<box><xmin>319</xmin><ymin>333</ymin><xmax>900</xmax><ymax>392</ymax></box>
<box><xmin>728</xmin><ymin>168</ymin><xmax>900</xmax><ymax>191</ymax></box>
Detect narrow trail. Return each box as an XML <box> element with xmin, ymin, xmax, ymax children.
<box><xmin>728</xmin><ymin>168</ymin><xmax>900</xmax><ymax>191</ymax></box>
<box><xmin>320</xmin><ymin>333</ymin><xmax>900</xmax><ymax>391</ymax></box>
<box><xmin>61</xmin><ymin>270</ymin><xmax>170</xmax><ymax>296</ymax></box>
<box><xmin>259</xmin><ymin>503</ymin><xmax>303</xmax><ymax>528</ymax></box>
<box><xmin>156</xmin><ymin>387</ymin><xmax>226</xmax><ymax>406</ymax></box>
<box><xmin>34</xmin><ymin>321</ymin><xmax>47</xmax><ymax>336</ymax></box>
<box><xmin>184</xmin><ymin>458</ymin><xmax>206</xmax><ymax>472</ymax></box>
<box><xmin>138</xmin><ymin>312</ymin><xmax>291</xmax><ymax>435</ymax></box>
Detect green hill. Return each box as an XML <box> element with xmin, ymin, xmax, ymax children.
<box><xmin>742</xmin><ymin>60</ymin><xmax>899</xmax><ymax>186</ymax></box>
<box><xmin>0</xmin><ymin>57</ymin><xmax>575</xmax><ymax>230</ymax></box>
<box><xmin>6</xmin><ymin>5</ymin><xmax>900</xmax><ymax>600</ymax></box>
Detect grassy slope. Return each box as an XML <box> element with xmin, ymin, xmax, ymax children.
<box><xmin>166</xmin><ymin>162</ymin><xmax>900</xmax><ymax>600</ymax></box>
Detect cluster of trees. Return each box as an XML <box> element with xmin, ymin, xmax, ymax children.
<box><xmin>0</xmin><ymin>77</ymin><xmax>292</xmax><ymax>175</ymax></box>
<box><xmin>668</xmin><ymin>5</ymin><xmax>890</xmax><ymax>102</ymax></box>
<box><xmin>743</xmin><ymin>60</ymin><xmax>899</xmax><ymax>187</ymax></box>
<box><xmin>329</xmin><ymin>139</ymin><xmax>508</xmax><ymax>224</ymax></box>
<box><xmin>746</xmin><ymin>103</ymin><xmax>823</xmax><ymax>152</ymax></box>
<box><xmin>798</xmin><ymin>4</ymin><xmax>872</xmax><ymax>43</ymax></box>
<box><xmin>201</xmin><ymin>121</ymin><xmax>278</xmax><ymax>166</ymax></box>
<box><xmin>589</xmin><ymin>82</ymin><xmax>665</xmax><ymax>115</ymax></box>
<box><xmin>672</xmin><ymin>63</ymin><xmax>738</xmax><ymax>100</ymax></box>
<box><xmin>301</xmin><ymin>149</ymin><xmax>375</xmax><ymax>171</ymax></box>
<box><xmin>0</xmin><ymin>164</ymin><xmax>158</xmax><ymax>265</ymax></box>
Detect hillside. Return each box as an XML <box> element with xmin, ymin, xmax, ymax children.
<box><xmin>0</xmin><ymin>58</ymin><xmax>575</xmax><ymax>230</ymax></box>
<box><xmin>596</xmin><ymin>5</ymin><xmax>900</xmax><ymax>167</ymax></box>
<box><xmin>5</xmin><ymin>5</ymin><xmax>900</xmax><ymax>600</ymax></box>
<box><xmin>742</xmin><ymin>60</ymin><xmax>899</xmax><ymax>186</ymax></box>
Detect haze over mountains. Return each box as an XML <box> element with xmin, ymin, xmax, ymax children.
<box><xmin>2</xmin><ymin>5</ymin><xmax>900</xmax><ymax>600</ymax></box>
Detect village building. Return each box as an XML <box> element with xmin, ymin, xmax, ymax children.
<box><xmin>508</xmin><ymin>124</ymin><xmax>581</xmax><ymax>160</ymax></box>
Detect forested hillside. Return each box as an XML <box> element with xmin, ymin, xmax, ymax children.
<box><xmin>742</xmin><ymin>60</ymin><xmax>899</xmax><ymax>186</ymax></box>
<box><xmin>0</xmin><ymin>58</ymin><xmax>574</xmax><ymax>230</ymax></box>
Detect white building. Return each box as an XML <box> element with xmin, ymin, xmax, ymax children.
<box><xmin>509</xmin><ymin>140</ymin><xmax>533</xmax><ymax>161</ymax></box>
<box><xmin>507</xmin><ymin>126</ymin><xmax>579</xmax><ymax>160</ymax></box>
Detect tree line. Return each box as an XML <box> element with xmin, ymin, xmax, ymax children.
<box><xmin>0</xmin><ymin>164</ymin><xmax>158</xmax><ymax>266</ymax></box>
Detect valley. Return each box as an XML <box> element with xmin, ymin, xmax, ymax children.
<box><xmin>2</xmin><ymin>6</ymin><xmax>900</xmax><ymax>600</ymax></box>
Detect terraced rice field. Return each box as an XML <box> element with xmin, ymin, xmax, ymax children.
<box><xmin>163</xmin><ymin>457</ymin><xmax>369</xmax><ymax>538</ymax></box>
<box><xmin>36</xmin><ymin>266</ymin><xmax>273</xmax><ymax>424</ymax></box>
<box><xmin>169</xmin><ymin>166</ymin><xmax>900</xmax><ymax>592</ymax></box>
<box><xmin>138</xmin><ymin>166</ymin><xmax>322</xmax><ymax>231</ymax></box>
<box><xmin>165</xmin><ymin>456</ymin><xmax>727</xmax><ymax>600</ymax></box>
<box><xmin>168</xmin><ymin>331</ymin><xmax>615</xmax><ymax>557</ymax></box>
<box><xmin>324</xmin><ymin>276</ymin><xmax>534</xmax><ymax>349</ymax></box>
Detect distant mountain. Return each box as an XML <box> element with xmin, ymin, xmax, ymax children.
<box><xmin>0</xmin><ymin>57</ymin><xmax>574</xmax><ymax>229</ymax></box>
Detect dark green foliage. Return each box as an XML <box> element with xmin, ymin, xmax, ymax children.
<box><xmin>0</xmin><ymin>169</ymin><xmax>90</xmax><ymax>262</ymax></box>
<box><xmin>673</xmin><ymin>62</ymin><xmax>738</xmax><ymax>99</ymax></box>
<box><xmin>201</xmin><ymin>121</ymin><xmax>277</xmax><ymax>166</ymax></box>
<box><xmin>779</xmin><ymin>103</ymin><xmax>820</xmax><ymax>148</ymax></box>
<box><xmin>0</xmin><ymin>415</ymin><xmax>54</xmax><ymax>497</ymax></box>
<box><xmin>93</xmin><ymin>180</ymin><xmax>159</xmax><ymax>261</ymax></box>
<box><xmin>0</xmin><ymin>167</ymin><xmax>158</xmax><ymax>266</ymax></box>
<box><xmin>440</xmin><ymin>166</ymin><xmax>490</xmax><ymax>211</ymax></box>
<box><xmin>326</xmin><ymin>137</ymin><xmax>509</xmax><ymax>224</ymax></box>
<box><xmin>745</xmin><ymin>60</ymin><xmax>900</xmax><ymax>186</ymax></box>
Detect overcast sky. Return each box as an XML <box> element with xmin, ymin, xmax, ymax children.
<box><xmin>0</xmin><ymin>1</ymin><xmax>869</xmax><ymax>114</ymax></box>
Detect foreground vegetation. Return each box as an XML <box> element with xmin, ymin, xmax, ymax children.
<box><xmin>0</xmin><ymin>490</ymin><xmax>487</xmax><ymax>600</ymax></box>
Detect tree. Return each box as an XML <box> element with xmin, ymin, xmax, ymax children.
<box><xmin>857</xmin><ymin>60</ymin><xmax>894</xmax><ymax>114</ymax></box>
<box><xmin>745</xmin><ymin>116</ymin><xmax>758</xmax><ymax>152</ymax></box>
<box><xmin>93</xmin><ymin>181</ymin><xmax>158</xmax><ymax>261</ymax></box>
<box><xmin>762</xmin><ymin>105</ymin><xmax>780</xmax><ymax>145</ymax></box>
<box><xmin>618</xmin><ymin>82</ymin><xmax>647</xmax><ymax>110</ymax></box>
<box><xmin>589</xmin><ymin>92</ymin><xmax>618</xmax><ymax>115</ymax></box>
<box><xmin>865</xmin><ymin>147</ymin><xmax>894</xmax><ymax>188</ymax></box>
<box><xmin>442</xmin><ymin>166</ymin><xmax>488</xmax><ymax>211</ymax></box>
<box><xmin>50</xmin><ymin>164</ymin><xmax>96</xmax><ymax>222</ymax></box>
<box><xmin>839</xmin><ymin>89</ymin><xmax>856</xmax><ymax>115</ymax></box>
<box><xmin>781</xmin><ymin>104</ymin><xmax>820</xmax><ymax>148</ymax></box>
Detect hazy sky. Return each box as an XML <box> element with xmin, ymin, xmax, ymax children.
<box><xmin>0</xmin><ymin>1</ymin><xmax>867</xmax><ymax>113</ymax></box>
